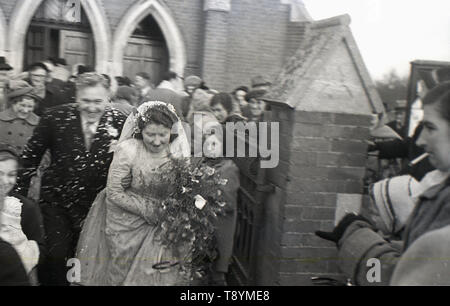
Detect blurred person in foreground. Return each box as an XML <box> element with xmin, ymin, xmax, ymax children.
<box><xmin>316</xmin><ymin>82</ymin><xmax>450</xmax><ymax>286</ymax></box>
<box><xmin>0</xmin><ymin>144</ymin><xmax>45</xmax><ymax>285</ymax></box>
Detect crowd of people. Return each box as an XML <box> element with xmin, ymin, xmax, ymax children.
<box><xmin>0</xmin><ymin>55</ymin><xmax>449</xmax><ymax>286</ymax></box>
<box><xmin>0</xmin><ymin>56</ymin><xmax>272</xmax><ymax>286</ymax></box>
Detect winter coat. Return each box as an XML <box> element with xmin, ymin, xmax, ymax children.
<box><xmin>0</xmin><ymin>108</ymin><xmax>39</xmax><ymax>153</ymax></box>
<box><xmin>14</xmin><ymin>104</ymin><xmax>126</xmax><ymax>229</ymax></box>
<box><xmin>338</xmin><ymin>178</ymin><xmax>450</xmax><ymax>286</ymax></box>
<box><xmin>211</xmin><ymin>159</ymin><xmax>240</xmax><ymax>273</ymax></box>
<box><xmin>0</xmin><ymin>238</ymin><xmax>30</xmax><ymax>286</ymax></box>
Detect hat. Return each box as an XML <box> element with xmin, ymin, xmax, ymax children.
<box><xmin>78</xmin><ymin>65</ymin><xmax>94</xmax><ymax>75</ymax></box>
<box><xmin>115</xmin><ymin>86</ymin><xmax>137</xmax><ymax>101</ymax></box>
<box><xmin>184</xmin><ymin>75</ymin><xmax>202</xmax><ymax>88</ymax></box>
<box><xmin>394</xmin><ymin>100</ymin><xmax>407</xmax><ymax>110</ymax></box>
<box><xmin>0</xmin><ymin>57</ymin><xmax>13</xmax><ymax>71</ymax></box>
<box><xmin>143</xmin><ymin>88</ymin><xmax>184</xmax><ymax>117</ymax></box>
<box><xmin>370</xmin><ymin>175</ymin><xmax>420</xmax><ymax>235</ymax></box>
<box><xmin>7</xmin><ymin>85</ymin><xmax>41</xmax><ymax>103</ymax></box>
<box><xmin>245</xmin><ymin>89</ymin><xmax>267</xmax><ymax>102</ymax></box>
<box><xmin>136</xmin><ymin>72</ymin><xmax>151</xmax><ymax>80</ymax></box>
<box><xmin>56</xmin><ymin>58</ymin><xmax>67</xmax><ymax>66</ymax></box>
<box><xmin>251</xmin><ymin>75</ymin><xmax>272</xmax><ymax>88</ymax></box>
<box><xmin>191</xmin><ymin>89</ymin><xmax>213</xmax><ymax>112</ymax></box>
<box><xmin>0</xmin><ymin>142</ymin><xmax>20</xmax><ymax>159</ymax></box>
<box><xmin>233</xmin><ymin>86</ymin><xmax>249</xmax><ymax>94</ymax></box>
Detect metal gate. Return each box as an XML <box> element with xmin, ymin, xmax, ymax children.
<box><xmin>228</xmin><ymin>134</ymin><xmax>274</xmax><ymax>286</ymax></box>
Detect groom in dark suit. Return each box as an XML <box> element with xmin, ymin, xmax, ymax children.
<box><xmin>15</xmin><ymin>73</ymin><xmax>127</xmax><ymax>286</ymax></box>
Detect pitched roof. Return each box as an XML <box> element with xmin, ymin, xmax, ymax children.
<box><xmin>265</xmin><ymin>14</ymin><xmax>384</xmax><ymax>115</ymax></box>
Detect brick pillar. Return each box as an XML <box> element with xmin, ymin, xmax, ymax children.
<box><xmin>266</xmin><ymin>107</ymin><xmax>372</xmax><ymax>285</ymax></box>
<box><xmin>202</xmin><ymin>0</ymin><xmax>230</xmax><ymax>91</ymax></box>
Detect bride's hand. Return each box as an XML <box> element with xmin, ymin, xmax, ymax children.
<box><xmin>143</xmin><ymin>203</ymin><xmax>158</xmax><ymax>225</ymax></box>
<box><xmin>120</xmin><ymin>173</ymin><xmax>132</xmax><ymax>189</ymax></box>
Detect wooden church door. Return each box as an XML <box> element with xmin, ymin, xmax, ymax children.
<box><xmin>122</xmin><ymin>37</ymin><xmax>169</xmax><ymax>85</ymax></box>
<box><xmin>59</xmin><ymin>30</ymin><xmax>95</xmax><ymax>68</ymax></box>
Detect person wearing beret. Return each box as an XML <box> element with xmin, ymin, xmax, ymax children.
<box><xmin>241</xmin><ymin>89</ymin><xmax>267</xmax><ymax>122</ymax></box>
<box><xmin>0</xmin><ymin>57</ymin><xmax>13</xmax><ymax>113</ymax></box>
<box><xmin>316</xmin><ymin>82</ymin><xmax>450</xmax><ymax>286</ymax></box>
<box><xmin>0</xmin><ymin>85</ymin><xmax>41</xmax><ymax>154</ymax></box>
<box><xmin>0</xmin><ymin>144</ymin><xmax>46</xmax><ymax>286</ymax></box>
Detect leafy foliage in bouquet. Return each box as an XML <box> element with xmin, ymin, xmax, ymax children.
<box><xmin>152</xmin><ymin>157</ymin><xmax>229</xmax><ymax>276</ymax></box>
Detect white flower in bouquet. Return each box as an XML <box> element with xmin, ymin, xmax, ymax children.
<box><xmin>106</xmin><ymin>125</ymin><xmax>119</xmax><ymax>138</ymax></box>
<box><xmin>204</xmin><ymin>166</ymin><xmax>215</xmax><ymax>176</ymax></box>
<box><xmin>181</xmin><ymin>186</ymin><xmax>192</xmax><ymax>194</ymax></box>
<box><xmin>218</xmin><ymin>179</ymin><xmax>228</xmax><ymax>186</ymax></box>
<box><xmin>217</xmin><ymin>201</ymin><xmax>227</xmax><ymax>208</ymax></box>
<box><xmin>194</xmin><ymin>195</ymin><xmax>207</xmax><ymax>210</ymax></box>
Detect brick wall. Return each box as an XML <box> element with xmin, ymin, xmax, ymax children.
<box><xmin>163</xmin><ymin>0</ymin><xmax>204</xmax><ymax>76</ymax></box>
<box><xmin>224</xmin><ymin>0</ymin><xmax>291</xmax><ymax>91</ymax></box>
<box><xmin>0</xmin><ymin>0</ymin><xmax>302</xmax><ymax>86</ymax></box>
<box><xmin>202</xmin><ymin>9</ymin><xmax>229</xmax><ymax>91</ymax></box>
<box><xmin>101</xmin><ymin>0</ymin><xmax>204</xmax><ymax>76</ymax></box>
<box><xmin>265</xmin><ymin>106</ymin><xmax>372</xmax><ymax>285</ymax></box>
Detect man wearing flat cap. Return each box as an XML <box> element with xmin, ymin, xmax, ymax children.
<box><xmin>241</xmin><ymin>89</ymin><xmax>267</xmax><ymax>122</ymax></box>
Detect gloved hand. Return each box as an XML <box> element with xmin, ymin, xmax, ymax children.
<box><xmin>315</xmin><ymin>213</ymin><xmax>372</xmax><ymax>244</ymax></box>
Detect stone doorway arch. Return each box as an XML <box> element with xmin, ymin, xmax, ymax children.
<box><xmin>8</xmin><ymin>0</ymin><xmax>111</xmax><ymax>73</ymax></box>
<box><xmin>111</xmin><ymin>0</ymin><xmax>186</xmax><ymax>77</ymax></box>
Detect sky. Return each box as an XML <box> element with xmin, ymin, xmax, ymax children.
<box><xmin>302</xmin><ymin>0</ymin><xmax>450</xmax><ymax>80</ymax></box>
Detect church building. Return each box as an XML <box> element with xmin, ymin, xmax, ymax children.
<box><xmin>0</xmin><ymin>0</ymin><xmax>313</xmax><ymax>90</ymax></box>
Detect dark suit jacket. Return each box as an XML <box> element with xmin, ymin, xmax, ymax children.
<box><xmin>15</xmin><ymin>104</ymin><xmax>126</xmax><ymax>224</ymax></box>
<box><xmin>27</xmin><ymin>78</ymin><xmax>75</xmax><ymax>116</ymax></box>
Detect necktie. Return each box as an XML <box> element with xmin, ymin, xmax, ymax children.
<box><xmin>85</xmin><ymin>122</ymin><xmax>97</xmax><ymax>151</ymax></box>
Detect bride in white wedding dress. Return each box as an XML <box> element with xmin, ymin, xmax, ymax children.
<box><xmin>76</xmin><ymin>101</ymin><xmax>191</xmax><ymax>286</ymax></box>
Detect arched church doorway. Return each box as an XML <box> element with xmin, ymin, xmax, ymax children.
<box><xmin>123</xmin><ymin>15</ymin><xmax>169</xmax><ymax>86</ymax></box>
<box><xmin>24</xmin><ymin>0</ymin><xmax>95</xmax><ymax>71</ymax></box>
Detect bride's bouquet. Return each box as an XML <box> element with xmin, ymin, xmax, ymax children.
<box><xmin>153</xmin><ymin>157</ymin><xmax>229</xmax><ymax>278</ymax></box>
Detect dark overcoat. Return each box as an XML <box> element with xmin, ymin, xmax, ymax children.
<box><xmin>14</xmin><ymin>104</ymin><xmax>126</xmax><ymax>226</ymax></box>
